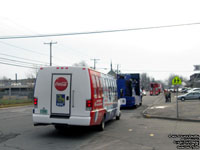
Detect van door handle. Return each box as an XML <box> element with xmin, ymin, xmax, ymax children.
<box><xmin>66</xmin><ymin>96</ymin><xmax>69</xmax><ymax>100</ymax></box>
<box><xmin>72</xmin><ymin>90</ymin><xmax>75</xmax><ymax>107</ymax></box>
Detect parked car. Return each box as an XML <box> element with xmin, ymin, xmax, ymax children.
<box><xmin>169</xmin><ymin>88</ymin><xmax>174</xmax><ymax>92</ymax></box>
<box><xmin>187</xmin><ymin>88</ymin><xmax>200</xmax><ymax>93</ymax></box>
<box><xmin>180</xmin><ymin>87</ymin><xmax>192</xmax><ymax>93</ymax></box>
<box><xmin>177</xmin><ymin>92</ymin><xmax>200</xmax><ymax>101</ymax></box>
<box><xmin>180</xmin><ymin>88</ymin><xmax>188</xmax><ymax>93</ymax></box>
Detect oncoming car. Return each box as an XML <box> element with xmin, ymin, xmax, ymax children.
<box><xmin>177</xmin><ymin>92</ymin><xmax>200</xmax><ymax>101</ymax></box>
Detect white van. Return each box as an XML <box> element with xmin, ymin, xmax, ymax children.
<box><xmin>33</xmin><ymin>66</ymin><xmax>121</xmax><ymax>130</ymax></box>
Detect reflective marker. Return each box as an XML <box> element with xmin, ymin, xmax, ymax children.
<box><xmin>150</xmin><ymin>134</ymin><xmax>154</xmax><ymax>137</ymax></box>
<box><xmin>129</xmin><ymin>129</ymin><xmax>133</xmax><ymax>132</ymax></box>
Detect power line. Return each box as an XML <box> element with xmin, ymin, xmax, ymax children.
<box><xmin>0</xmin><ymin>41</ymin><xmax>67</xmax><ymax>65</ymax></box>
<box><xmin>0</xmin><ymin>57</ymin><xmax>46</xmax><ymax>66</ymax></box>
<box><xmin>0</xmin><ymin>22</ymin><xmax>200</xmax><ymax>39</ymax></box>
<box><xmin>0</xmin><ymin>52</ymin><xmax>48</xmax><ymax>64</ymax></box>
<box><xmin>0</xmin><ymin>20</ymin><xmax>68</xmax><ymax>66</ymax></box>
<box><xmin>0</xmin><ymin>61</ymin><xmax>37</xmax><ymax>69</ymax></box>
<box><xmin>3</xmin><ymin>18</ymin><xmax>93</xmax><ymax>61</ymax></box>
<box><xmin>122</xmin><ymin>69</ymin><xmax>193</xmax><ymax>72</ymax></box>
<box><xmin>0</xmin><ymin>41</ymin><xmax>48</xmax><ymax>56</ymax></box>
<box><xmin>58</xmin><ymin>43</ymin><xmax>91</xmax><ymax>59</ymax></box>
<box><xmin>0</xmin><ymin>19</ymin><xmax>68</xmax><ymax>63</ymax></box>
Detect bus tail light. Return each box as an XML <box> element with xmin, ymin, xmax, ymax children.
<box><xmin>34</xmin><ymin>97</ymin><xmax>38</xmax><ymax>107</ymax></box>
<box><xmin>86</xmin><ymin>100</ymin><xmax>92</xmax><ymax>111</ymax></box>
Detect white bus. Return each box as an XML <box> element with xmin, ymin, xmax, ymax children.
<box><xmin>33</xmin><ymin>66</ymin><xmax>121</xmax><ymax>131</ymax></box>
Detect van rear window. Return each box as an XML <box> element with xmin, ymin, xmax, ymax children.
<box><xmin>92</xmin><ymin>75</ymin><xmax>97</xmax><ymax>98</ymax></box>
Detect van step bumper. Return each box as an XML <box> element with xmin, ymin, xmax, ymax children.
<box><xmin>33</xmin><ymin>114</ymin><xmax>91</xmax><ymax>126</ymax></box>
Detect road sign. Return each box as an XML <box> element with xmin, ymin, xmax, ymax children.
<box><xmin>172</xmin><ymin>76</ymin><xmax>182</xmax><ymax>85</ymax></box>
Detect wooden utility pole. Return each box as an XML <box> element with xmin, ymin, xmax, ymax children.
<box><xmin>44</xmin><ymin>41</ymin><xmax>57</xmax><ymax>66</ymax></box>
<box><xmin>91</xmin><ymin>58</ymin><xmax>100</xmax><ymax>70</ymax></box>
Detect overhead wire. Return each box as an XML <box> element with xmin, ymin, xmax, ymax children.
<box><xmin>0</xmin><ymin>19</ymin><xmax>61</xmax><ymax>69</ymax></box>
<box><xmin>0</xmin><ymin>18</ymin><xmax>76</xmax><ymax>65</ymax></box>
<box><xmin>0</xmin><ymin>52</ymin><xmax>48</xmax><ymax>64</ymax></box>
<box><xmin>1</xmin><ymin>21</ymin><xmax>200</xmax><ymax>71</ymax></box>
<box><xmin>0</xmin><ymin>22</ymin><xmax>200</xmax><ymax>39</ymax></box>
<box><xmin>121</xmin><ymin>69</ymin><xmax>194</xmax><ymax>73</ymax></box>
<box><xmin>0</xmin><ymin>57</ymin><xmax>46</xmax><ymax>66</ymax></box>
<box><xmin>0</xmin><ymin>41</ymin><xmax>48</xmax><ymax>56</ymax></box>
<box><xmin>0</xmin><ymin>61</ymin><xmax>37</xmax><ymax>69</ymax></box>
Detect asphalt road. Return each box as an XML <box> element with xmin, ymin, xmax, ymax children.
<box><xmin>0</xmin><ymin>95</ymin><xmax>199</xmax><ymax>150</ymax></box>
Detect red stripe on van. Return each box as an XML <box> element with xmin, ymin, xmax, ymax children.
<box><xmin>88</xmin><ymin>69</ymin><xmax>106</xmax><ymax>126</ymax></box>
<box><xmin>88</xmin><ymin>69</ymin><xmax>102</xmax><ymax>110</ymax></box>
<box><xmin>90</xmin><ymin>109</ymin><xmax>106</xmax><ymax>126</ymax></box>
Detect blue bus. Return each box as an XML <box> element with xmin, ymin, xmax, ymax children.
<box><xmin>117</xmin><ymin>74</ymin><xmax>142</xmax><ymax>108</ymax></box>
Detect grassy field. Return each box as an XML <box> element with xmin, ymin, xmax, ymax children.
<box><xmin>0</xmin><ymin>99</ymin><xmax>33</xmax><ymax>108</ymax></box>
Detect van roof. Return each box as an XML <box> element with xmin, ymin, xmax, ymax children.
<box><xmin>39</xmin><ymin>66</ymin><xmax>115</xmax><ymax>78</ymax></box>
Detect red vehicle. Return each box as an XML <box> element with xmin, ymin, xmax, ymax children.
<box><xmin>150</xmin><ymin>83</ymin><xmax>162</xmax><ymax>96</ymax></box>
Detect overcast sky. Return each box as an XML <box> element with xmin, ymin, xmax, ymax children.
<box><xmin>0</xmin><ymin>0</ymin><xmax>200</xmax><ymax>81</ymax></box>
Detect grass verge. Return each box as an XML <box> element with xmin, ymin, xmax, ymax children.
<box><xmin>0</xmin><ymin>99</ymin><xmax>33</xmax><ymax>108</ymax></box>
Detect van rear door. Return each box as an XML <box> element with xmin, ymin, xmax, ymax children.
<box><xmin>51</xmin><ymin>74</ymin><xmax>71</xmax><ymax>118</ymax></box>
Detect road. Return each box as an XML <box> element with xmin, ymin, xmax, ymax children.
<box><xmin>0</xmin><ymin>95</ymin><xmax>199</xmax><ymax>150</ymax></box>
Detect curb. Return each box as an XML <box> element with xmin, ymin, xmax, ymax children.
<box><xmin>142</xmin><ymin>108</ymin><xmax>200</xmax><ymax>122</ymax></box>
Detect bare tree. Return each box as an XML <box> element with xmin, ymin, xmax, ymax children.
<box><xmin>140</xmin><ymin>73</ymin><xmax>151</xmax><ymax>90</ymax></box>
<box><xmin>73</xmin><ymin>61</ymin><xmax>88</xmax><ymax>67</ymax></box>
<box><xmin>167</xmin><ymin>74</ymin><xmax>188</xmax><ymax>88</ymax></box>
<box><xmin>0</xmin><ymin>76</ymin><xmax>10</xmax><ymax>85</ymax></box>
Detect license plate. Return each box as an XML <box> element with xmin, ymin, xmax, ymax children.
<box><xmin>120</xmin><ymin>98</ymin><xmax>126</xmax><ymax>105</ymax></box>
<box><xmin>40</xmin><ymin>108</ymin><xmax>47</xmax><ymax>114</ymax></box>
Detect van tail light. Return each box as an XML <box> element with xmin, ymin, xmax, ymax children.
<box><xmin>34</xmin><ymin>97</ymin><xmax>38</xmax><ymax>107</ymax></box>
<box><xmin>86</xmin><ymin>100</ymin><xmax>92</xmax><ymax>111</ymax></box>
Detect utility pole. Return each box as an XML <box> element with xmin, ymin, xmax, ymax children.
<box><xmin>117</xmin><ymin>64</ymin><xmax>120</xmax><ymax>74</ymax></box>
<box><xmin>44</xmin><ymin>41</ymin><xmax>57</xmax><ymax>66</ymax></box>
<box><xmin>91</xmin><ymin>58</ymin><xmax>100</xmax><ymax>70</ymax></box>
<box><xmin>15</xmin><ymin>73</ymin><xmax>17</xmax><ymax>83</ymax></box>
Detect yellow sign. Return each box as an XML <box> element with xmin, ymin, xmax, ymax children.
<box><xmin>172</xmin><ymin>76</ymin><xmax>182</xmax><ymax>85</ymax></box>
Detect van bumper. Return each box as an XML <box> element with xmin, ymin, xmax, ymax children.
<box><xmin>33</xmin><ymin>114</ymin><xmax>90</xmax><ymax>126</ymax></box>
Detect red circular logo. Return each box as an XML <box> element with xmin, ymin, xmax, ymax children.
<box><xmin>54</xmin><ymin>77</ymin><xmax>68</xmax><ymax>91</ymax></box>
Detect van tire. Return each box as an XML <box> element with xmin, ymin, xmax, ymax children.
<box><xmin>116</xmin><ymin>113</ymin><xmax>121</xmax><ymax>120</ymax></box>
<box><xmin>97</xmin><ymin>117</ymin><xmax>105</xmax><ymax>131</ymax></box>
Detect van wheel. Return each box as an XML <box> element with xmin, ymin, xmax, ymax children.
<box><xmin>116</xmin><ymin>113</ymin><xmax>121</xmax><ymax>120</ymax></box>
<box><xmin>97</xmin><ymin>118</ymin><xmax>105</xmax><ymax>131</ymax></box>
